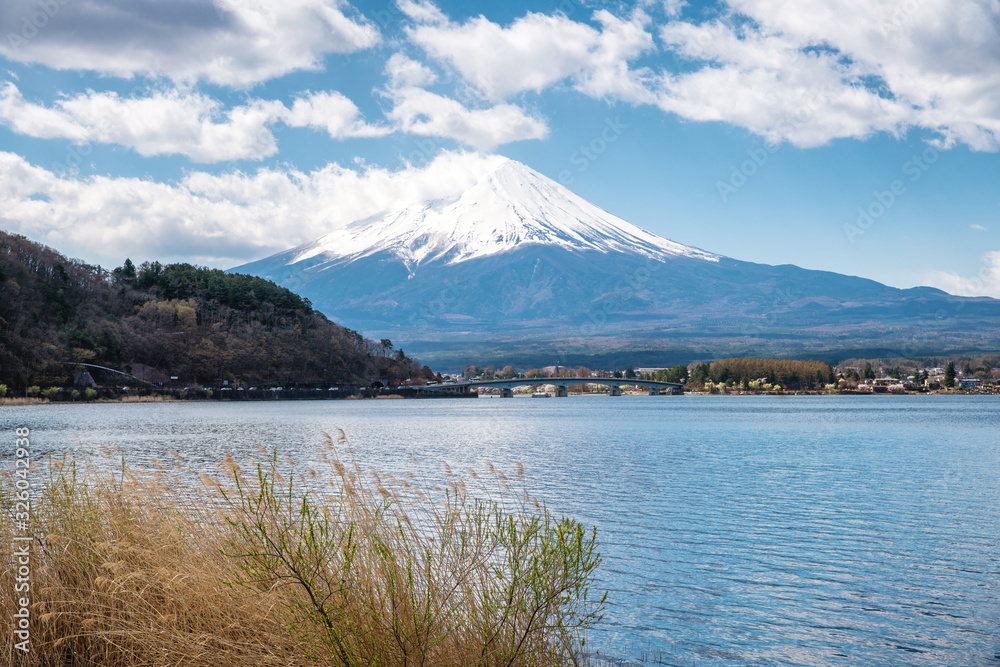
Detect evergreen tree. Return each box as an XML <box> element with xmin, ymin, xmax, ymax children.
<box><xmin>863</xmin><ymin>363</ymin><xmax>875</xmax><ymax>380</ymax></box>
<box><xmin>112</xmin><ymin>258</ymin><xmax>137</xmax><ymax>284</ymax></box>
<box><xmin>944</xmin><ymin>361</ymin><xmax>956</xmax><ymax>388</ymax></box>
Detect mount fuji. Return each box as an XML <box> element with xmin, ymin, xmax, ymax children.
<box><xmin>233</xmin><ymin>158</ymin><xmax>1000</xmax><ymax>368</ymax></box>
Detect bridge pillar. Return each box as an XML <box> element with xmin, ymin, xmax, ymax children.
<box><xmin>609</xmin><ymin>386</ymin><xmax>622</xmax><ymax>396</ymax></box>
<box><xmin>648</xmin><ymin>387</ymin><xmax>661</xmax><ymax>396</ymax></box>
<box><xmin>500</xmin><ymin>388</ymin><xmax>514</xmax><ymax>398</ymax></box>
<box><xmin>555</xmin><ymin>386</ymin><xmax>568</xmax><ymax>397</ymax></box>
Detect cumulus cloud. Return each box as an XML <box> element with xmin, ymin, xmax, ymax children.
<box><xmin>401</xmin><ymin>0</ymin><xmax>1000</xmax><ymax>150</ymax></box>
<box><xmin>0</xmin><ymin>0</ymin><xmax>379</xmax><ymax>86</ymax></box>
<box><xmin>385</xmin><ymin>86</ymin><xmax>548</xmax><ymax>150</ymax></box>
<box><xmin>923</xmin><ymin>251</ymin><xmax>1000</xmax><ymax>297</ymax></box>
<box><xmin>0</xmin><ymin>150</ymin><xmax>506</xmax><ymax>267</ymax></box>
<box><xmin>380</xmin><ymin>54</ymin><xmax>547</xmax><ymax>150</ymax></box>
<box><xmin>662</xmin><ymin>0</ymin><xmax>687</xmax><ymax>18</ymax></box>
<box><xmin>406</xmin><ymin>5</ymin><xmax>656</xmax><ymax>102</ymax></box>
<box><xmin>397</xmin><ymin>0</ymin><xmax>448</xmax><ymax>26</ymax></box>
<box><xmin>655</xmin><ymin>22</ymin><xmax>914</xmax><ymax>146</ymax></box>
<box><xmin>385</xmin><ymin>53</ymin><xmax>438</xmax><ymax>88</ymax></box>
<box><xmin>282</xmin><ymin>91</ymin><xmax>390</xmax><ymax>139</ymax></box>
<box><xmin>654</xmin><ymin>0</ymin><xmax>1000</xmax><ymax>148</ymax></box>
<box><xmin>574</xmin><ymin>11</ymin><xmax>658</xmax><ymax>103</ymax></box>
<box><xmin>0</xmin><ymin>84</ymin><xmax>385</xmax><ymax>162</ymax></box>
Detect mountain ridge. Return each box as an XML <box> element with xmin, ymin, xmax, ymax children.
<box><xmin>233</xmin><ymin>159</ymin><xmax>1000</xmax><ymax>368</ymax></box>
<box><xmin>262</xmin><ymin>158</ymin><xmax>719</xmax><ymax>275</ymax></box>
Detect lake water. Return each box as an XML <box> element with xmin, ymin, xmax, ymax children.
<box><xmin>2</xmin><ymin>395</ymin><xmax>999</xmax><ymax>666</ymax></box>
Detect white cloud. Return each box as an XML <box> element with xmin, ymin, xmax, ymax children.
<box><xmin>0</xmin><ymin>82</ymin><xmax>90</xmax><ymax>142</ymax></box>
<box><xmin>406</xmin><ymin>6</ymin><xmax>656</xmax><ymax>103</ymax></box>
<box><xmin>401</xmin><ymin>0</ymin><xmax>1000</xmax><ymax>151</ymax></box>
<box><xmin>385</xmin><ymin>53</ymin><xmax>438</xmax><ymax>88</ymax></box>
<box><xmin>0</xmin><ymin>84</ymin><xmax>385</xmax><ymax>162</ymax></box>
<box><xmin>283</xmin><ymin>91</ymin><xmax>390</xmax><ymax>139</ymax></box>
<box><xmin>0</xmin><ymin>0</ymin><xmax>379</xmax><ymax>86</ymax></box>
<box><xmin>655</xmin><ymin>22</ymin><xmax>914</xmax><ymax>146</ymax></box>
<box><xmin>923</xmin><ymin>251</ymin><xmax>1000</xmax><ymax>297</ymax></box>
<box><xmin>971</xmin><ymin>224</ymin><xmax>988</xmax><ymax>231</ymax></box>
<box><xmin>379</xmin><ymin>53</ymin><xmax>547</xmax><ymax>150</ymax></box>
<box><xmin>0</xmin><ymin>150</ymin><xmax>506</xmax><ymax>267</ymax></box>
<box><xmin>654</xmin><ymin>0</ymin><xmax>1000</xmax><ymax>149</ymax></box>
<box><xmin>662</xmin><ymin>0</ymin><xmax>687</xmax><ymax>18</ymax></box>
<box><xmin>397</xmin><ymin>0</ymin><xmax>448</xmax><ymax>25</ymax></box>
<box><xmin>574</xmin><ymin>11</ymin><xmax>658</xmax><ymax>104</ymax></box>
<box><xmin>385</xmin><ymin>86</ymin><xmax>548</xmax><ymax>150</ymax></box>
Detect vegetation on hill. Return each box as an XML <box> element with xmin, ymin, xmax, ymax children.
<box><xmin>0</xmin><ymin>232</ymin><xmax>431</xmax><ymax>389</ymax></box>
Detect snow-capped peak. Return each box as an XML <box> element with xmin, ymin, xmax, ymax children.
<box><xmin>286</xmin><ymin>158</ymin><xmax>718</xmax><ymax>270</ymax></box>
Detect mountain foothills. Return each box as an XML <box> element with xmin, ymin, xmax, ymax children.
<box><xmin>0</xmin><ymin>231</ymin><xmax>430</xmax><ymax>389</ymax></box>
<box><xmin>235</xmin><ymin>158</ymin><xmax>1000</xmax><ymax>368</ymax></box>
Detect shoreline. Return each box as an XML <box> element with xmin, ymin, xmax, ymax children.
<box><xmin>1</xmin><ymin>389</ymin><xmax>992</xmax><ymax>407</ymax></box>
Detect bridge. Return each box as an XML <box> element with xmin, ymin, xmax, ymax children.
<box><xmin>415</xmin><ymin>377</ymin><xmax>684</xmax><ymax>397</ymax></box>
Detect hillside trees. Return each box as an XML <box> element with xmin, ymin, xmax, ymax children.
<box><xmin>0</xmin><ymin>232</ymin><xmax>424</xmax><ymax>388</ymax></box>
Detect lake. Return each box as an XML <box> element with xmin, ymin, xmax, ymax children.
<box><xmin>2</xmin><ymin>395</ymin><xmax>999</xmax><ymax>665</ymax></box>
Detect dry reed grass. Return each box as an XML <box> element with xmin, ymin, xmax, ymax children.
<box><xmin>1</xmin><ymin>432</ymin><xmax>604</xmax><ymax>666</ymax></box>
<box><xmin>1</xmin><ymin>457</ymin><xmax>308</xmax><ymax>666</ymax></box>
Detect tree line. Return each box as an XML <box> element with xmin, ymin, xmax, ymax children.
<box><xmin>688</xmin><ymin>358</ymin><xmax>835</xmax><ymax>390</ymax></box>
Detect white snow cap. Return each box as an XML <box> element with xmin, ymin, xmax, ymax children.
<box><xmin>289</xmin><ymin>157</ymin><xmax>718</xmax><ymax>270</ymax></box>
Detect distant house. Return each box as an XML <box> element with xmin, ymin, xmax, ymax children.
<box><xmin>959</xmin><ymin>377</ymin><xmax>982</xmax><ymax>389</ymax></box>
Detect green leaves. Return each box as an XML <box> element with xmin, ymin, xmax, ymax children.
<box><xmin>221</xmin><ymin>452</ymin><xmax>605</xmax><ymax>666</ymax></box>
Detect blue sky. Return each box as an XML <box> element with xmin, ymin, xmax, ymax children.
<box><xmin>1</xmin><ymin>0</ymin><xmax>999</xmax><ymax>296</ymax></box>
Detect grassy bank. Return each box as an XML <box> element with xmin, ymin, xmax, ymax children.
<box><xmin>2</xmin><ymin>435</ymin><xmax>604</xmax><ymax>666</ymax></box>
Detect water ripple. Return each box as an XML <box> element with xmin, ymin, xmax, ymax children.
<box><xmin>2</xmin><ymin>395</ymin><xmax>998</xmax><ymax>665</ymax></box>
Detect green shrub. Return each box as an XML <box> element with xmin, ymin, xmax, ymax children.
<box><xmin>84</xmin><ymin>388</ymin><xmax>98</xmax><ymax>400</ymax></box>
<box><xmin>223</xmin><ymin>439</ymin><xmax>605</xmax><ymax>666</ymax></box>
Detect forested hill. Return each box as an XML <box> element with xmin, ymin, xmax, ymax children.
<box><xmin>0</xmin><ymin>231</ymin><xmax>432</xmax><ymax>389</ymax></box>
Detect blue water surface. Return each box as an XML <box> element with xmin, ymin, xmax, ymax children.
<box><xmin>2</xmin><ymin>395</ymin><xmax>998</xmax><ymax>666</ymax></box>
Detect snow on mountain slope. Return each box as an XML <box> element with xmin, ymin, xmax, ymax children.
<box><xmin>281</xmin><ymin>158</ymin><xmax>718</xmax><ymax>273</ymax></box>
